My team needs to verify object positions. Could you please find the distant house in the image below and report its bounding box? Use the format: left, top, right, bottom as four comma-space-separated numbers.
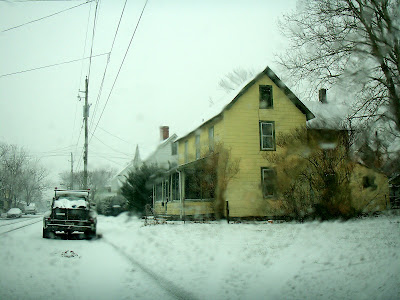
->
145, 126, 178, 170
110, 145, 142, 195
110, 126, 178, 197
152, 66, 389, 220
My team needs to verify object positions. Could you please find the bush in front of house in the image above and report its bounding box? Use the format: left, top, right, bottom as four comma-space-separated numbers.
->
120, 164, 163, 217
264, 127, 360, 221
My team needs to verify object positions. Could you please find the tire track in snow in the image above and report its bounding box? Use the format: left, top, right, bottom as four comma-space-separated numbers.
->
0, 219, 42, 235
0, 216, 41, 227
103, 237, 199, 300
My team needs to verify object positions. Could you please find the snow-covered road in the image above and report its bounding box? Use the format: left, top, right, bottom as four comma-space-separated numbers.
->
1, 213, 399, 300
0, 218, 176, 300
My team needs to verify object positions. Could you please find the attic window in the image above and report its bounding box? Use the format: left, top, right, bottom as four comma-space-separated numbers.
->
259, 85, 273, 109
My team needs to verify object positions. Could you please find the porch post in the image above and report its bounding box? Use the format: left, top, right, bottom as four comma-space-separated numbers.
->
179, 170, 186, 221
152, 185, 155, 215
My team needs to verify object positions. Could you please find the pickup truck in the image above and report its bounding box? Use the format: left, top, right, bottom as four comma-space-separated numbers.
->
43, 189, 97, 239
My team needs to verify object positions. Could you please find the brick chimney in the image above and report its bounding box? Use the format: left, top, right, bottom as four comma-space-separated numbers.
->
319, 89, 327, 103
160, 126, 169, 141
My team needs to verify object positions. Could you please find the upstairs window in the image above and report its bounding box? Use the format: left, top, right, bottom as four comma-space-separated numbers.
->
259, 85, 273, 108
208, 126, 214, 152
261, 167, 276, 198
260, 121, 275, 151
171, 142, 177, 155
195, 134, 201, 159
184, 141, 188, 163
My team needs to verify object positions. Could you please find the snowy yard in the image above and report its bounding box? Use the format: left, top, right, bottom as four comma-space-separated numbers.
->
1, 213, 399, 300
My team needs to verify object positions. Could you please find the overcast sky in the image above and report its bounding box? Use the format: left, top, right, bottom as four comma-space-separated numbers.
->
0, 0, 298, 184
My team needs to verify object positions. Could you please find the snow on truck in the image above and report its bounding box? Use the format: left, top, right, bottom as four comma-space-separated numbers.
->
43, 188, 97, 239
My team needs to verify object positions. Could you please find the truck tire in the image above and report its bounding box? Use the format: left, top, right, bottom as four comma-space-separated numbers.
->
85, 230, 96, 240
42, 228, 50, 238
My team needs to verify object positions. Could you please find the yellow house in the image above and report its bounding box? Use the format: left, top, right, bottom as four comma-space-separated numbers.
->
152, 67, 390, 220
153, 66, 315, 219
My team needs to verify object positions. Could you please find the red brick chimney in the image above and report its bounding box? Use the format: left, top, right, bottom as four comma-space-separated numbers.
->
160, 126, 169, 141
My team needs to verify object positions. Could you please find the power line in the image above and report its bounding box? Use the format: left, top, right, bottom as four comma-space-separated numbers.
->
109, 0, 128, 53
89, 0, 128, 132
89, 154, 126, 166
1, 1, 87, 2
86, 0, 99, 80
70, 0, 94, 147
91, 134, 131, 157
72, 122, 84, 172
1, 0, 94, 33
33, 144, 76, 154
98, 126, 132, 144
0, 52, 109, 78
90, 0, 149, 142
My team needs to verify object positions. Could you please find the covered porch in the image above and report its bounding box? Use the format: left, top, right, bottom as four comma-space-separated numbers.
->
152, 157, 217, 220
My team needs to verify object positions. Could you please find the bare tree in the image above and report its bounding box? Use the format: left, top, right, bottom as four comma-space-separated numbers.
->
203, 143, 240, 220
278, 0, 400, 133
20, 160, 48, 206
59, 167, 115, 201
0, 143, 48, 209
218, 67, 256, 93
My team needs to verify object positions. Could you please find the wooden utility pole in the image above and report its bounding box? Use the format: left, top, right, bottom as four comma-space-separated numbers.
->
70, 152, 74, 189
83, 76, 89, 189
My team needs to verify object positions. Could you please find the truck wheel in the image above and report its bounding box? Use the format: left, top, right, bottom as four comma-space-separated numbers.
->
85, 230, 96, 240
42, 228, 50, 238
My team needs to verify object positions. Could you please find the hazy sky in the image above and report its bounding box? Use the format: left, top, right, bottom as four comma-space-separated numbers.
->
0, 0, 298, 184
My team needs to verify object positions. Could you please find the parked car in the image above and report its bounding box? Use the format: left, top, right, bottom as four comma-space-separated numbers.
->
7, 208, 22, 218
24, 204, 37, 215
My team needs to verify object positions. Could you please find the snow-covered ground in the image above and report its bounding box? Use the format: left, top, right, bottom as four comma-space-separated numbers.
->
1, 213, 399, 300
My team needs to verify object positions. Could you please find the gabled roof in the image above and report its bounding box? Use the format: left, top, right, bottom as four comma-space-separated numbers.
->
132, 145, 141, 166
145, 133, 178, 162
111, 145, 142, 184
177, 66, 315, 142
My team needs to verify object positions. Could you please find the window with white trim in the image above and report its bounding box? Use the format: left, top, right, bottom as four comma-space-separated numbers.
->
260, 121, 275, 150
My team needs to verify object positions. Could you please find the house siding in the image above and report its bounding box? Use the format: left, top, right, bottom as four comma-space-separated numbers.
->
178, 120, 223, 166
146, 142, 178, 169
350, 164, 389, 212
221, 75, 306, 217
